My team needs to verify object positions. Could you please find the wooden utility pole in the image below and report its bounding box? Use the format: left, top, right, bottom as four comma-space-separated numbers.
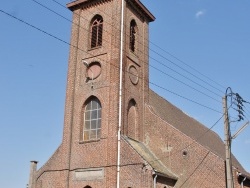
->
223, 96, 234, 188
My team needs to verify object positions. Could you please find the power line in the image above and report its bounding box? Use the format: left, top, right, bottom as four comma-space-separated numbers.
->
150, 47, 225, 95
179, 151, 210, 188
29, 0, 223, 104
143, 112, 224, 171
149, 41, 226, 92
0, 8, 222, 115
1, 9, 234, 183
132, 98, 232, 169
2, 1, 250, 187
49, 0, 225, 97
150, 82, 222, 113
150, 56, 222, 99
0, 9, 73, 47
54, 0, 226, 95
150, 64, 221, 103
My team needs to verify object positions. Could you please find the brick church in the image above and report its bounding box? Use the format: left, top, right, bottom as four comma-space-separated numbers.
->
28, 0, 250, 187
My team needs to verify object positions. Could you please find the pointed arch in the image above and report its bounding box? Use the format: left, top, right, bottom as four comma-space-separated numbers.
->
82, 96, 102, 141
90, 15, 103, 48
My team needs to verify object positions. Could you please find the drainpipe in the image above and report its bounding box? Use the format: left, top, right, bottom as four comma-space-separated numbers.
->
117, 0, 125, 188
153, 171, 158, 188
241, 177, 246, 188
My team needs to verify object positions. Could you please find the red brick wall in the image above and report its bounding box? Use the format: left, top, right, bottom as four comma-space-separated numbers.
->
120, 138, 153, 188
33, 0, 153, 187
32, 0, 245, 187
144, 105, 226, 187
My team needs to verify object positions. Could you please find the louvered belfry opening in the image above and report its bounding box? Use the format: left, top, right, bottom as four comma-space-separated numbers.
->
130, 20, 137, 52
91, 15, 103, 48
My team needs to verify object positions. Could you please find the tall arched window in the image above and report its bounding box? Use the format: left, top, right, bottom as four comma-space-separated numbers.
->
130, 20, 137, 52
127, 99, 138, 140
83, 97, 102, 141
90, 15, 103, 48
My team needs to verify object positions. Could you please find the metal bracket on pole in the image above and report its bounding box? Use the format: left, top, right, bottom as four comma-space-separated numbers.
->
231, 121, 249, 139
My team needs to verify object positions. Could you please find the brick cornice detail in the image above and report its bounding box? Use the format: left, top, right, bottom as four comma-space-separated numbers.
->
67, 0, 112, 11
126, 0, 155, 22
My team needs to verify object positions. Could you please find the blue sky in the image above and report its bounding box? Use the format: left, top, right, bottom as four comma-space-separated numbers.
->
1, 0, 250, 187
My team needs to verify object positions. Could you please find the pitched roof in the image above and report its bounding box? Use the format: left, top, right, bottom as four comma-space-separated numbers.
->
148, 89, 249, 175
124, 136, 178, 180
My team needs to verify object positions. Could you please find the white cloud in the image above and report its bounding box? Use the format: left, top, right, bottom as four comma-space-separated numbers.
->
195, 10, 206, 19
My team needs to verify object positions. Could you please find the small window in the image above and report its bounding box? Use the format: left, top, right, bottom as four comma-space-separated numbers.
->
130, 20, 137, 52
83, 97, 102, 141
90, 15, 103, 48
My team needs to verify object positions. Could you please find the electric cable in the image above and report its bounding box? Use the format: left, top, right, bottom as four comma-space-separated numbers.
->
179, 151, 210, 188
150, 47, 225, 95
243, 103, 250, 117
2, 3, 249, 185
149, 82, 222, 114
1, 5, 236, 158
149, 64, 221, 103
43, 0, 248, 120
30, 0, 223, 104
2, 9, 243, 183
0, 8, 222, 115
149, 41, 226, 92
55, 0, 226, 95
150, 55, 222, 98
141, 99, 234, 170
49, 0, 225, 97
145, 109, 225, 164
179, 151, 224, 187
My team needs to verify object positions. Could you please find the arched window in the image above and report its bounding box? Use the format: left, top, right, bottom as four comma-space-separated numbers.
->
127, 99, 138, 140
90, 15, 103, 48
83, 97, 102, 141
130, 20, 137, 52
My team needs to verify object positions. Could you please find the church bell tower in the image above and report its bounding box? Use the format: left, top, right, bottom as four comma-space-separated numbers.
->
64, 0, 155, 144
64, 0, 154, 186
29, 0, 155, 187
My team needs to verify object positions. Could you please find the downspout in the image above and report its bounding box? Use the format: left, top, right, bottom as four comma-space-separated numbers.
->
237, 172, 247, 188
117, 0, 125, 188
241, 177, 246, 188
153, 171, 158, 188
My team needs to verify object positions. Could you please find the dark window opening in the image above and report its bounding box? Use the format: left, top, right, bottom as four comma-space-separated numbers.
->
84, 186, 92, 188
130, 20, 137, 52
